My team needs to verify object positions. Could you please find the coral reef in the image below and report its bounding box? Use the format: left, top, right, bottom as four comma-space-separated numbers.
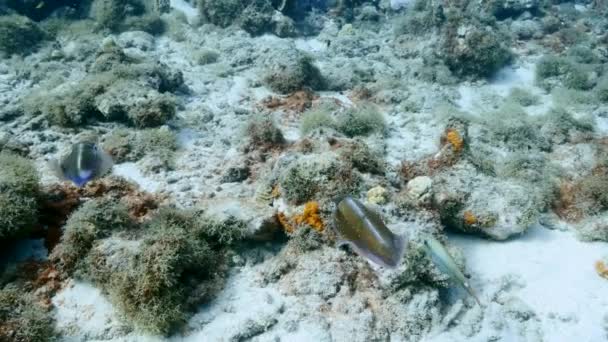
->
367, 185, 389, 205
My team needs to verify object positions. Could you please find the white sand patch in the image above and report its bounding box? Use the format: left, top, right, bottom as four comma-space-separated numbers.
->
385, 111, 443, 165
489, 63, 536, 97
294, 38, 329, 54
457, 62, 553, 116
450, 226, 608, 341
113, 162, 163, 193
170, 0, 198, 23
390, 0, 413, 10
176, 128, 203, 149
595, 115, 608, 135
53, 281, 129, 341
179, 269, 284, 341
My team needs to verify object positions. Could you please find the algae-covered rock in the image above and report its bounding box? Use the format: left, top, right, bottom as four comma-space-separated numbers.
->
335, 104, 386, 138
102, 126, 178, 164
484, 0, 541, 19
198, 0, 244, 28
90, 0, 164, 34
198, 0, 296, 36
434, 162, 548, 240
95, 83, 177, 128
52, 202, 247, 335
575, 213, 608, 242
0, 14, 47, 56
0, 152, 40, 241
278, 152, 361, 205
50, 198, 134, 274
24, 41, 183, 128
264, 55, 325, 94
245, 114, 286, 151
440, 21, 511, 78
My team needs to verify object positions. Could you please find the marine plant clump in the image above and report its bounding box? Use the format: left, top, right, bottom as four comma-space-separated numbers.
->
508, 87, 540, 107
393, 0, 443, 36
0, 284, 57, 342
535, 52, 602, 92
278, 153, 361, 205
52, 201, 247, 335
0, 14, 48, 56
264, 55, 325, 94
0, 152, 40, 242
335, 104, 386, 137
299, 103, 339, 135
338, 139, 385, 175
90, 0, 165, 35
595, 77, 608, 103
245, 114, 286, 152
50, 198, 134, 274
472, 105, 592, 155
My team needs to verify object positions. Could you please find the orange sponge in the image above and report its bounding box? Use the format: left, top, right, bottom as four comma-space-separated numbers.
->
445, 128, 464, 153
294, 201, 324, 232
595, 260, 608, 280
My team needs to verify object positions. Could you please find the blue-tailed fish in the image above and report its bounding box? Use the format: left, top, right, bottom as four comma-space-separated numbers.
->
49, 142, 114, 187
332, 196, 407, 268
422, 235, 481, 305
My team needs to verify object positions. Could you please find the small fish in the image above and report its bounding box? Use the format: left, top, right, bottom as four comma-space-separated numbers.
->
49, 142, 113, 187
36, 2, 45, 9
422, 235, 481, 306
332, 196, 407, 268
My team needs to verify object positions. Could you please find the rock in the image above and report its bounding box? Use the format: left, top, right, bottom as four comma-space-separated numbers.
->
202, 198, 281, 241
367, 186, 389, 205
116, 31, 155, 58
433, 162, 546, 240
511, 20, 540, 40
440, 22, 512, 78
406, 176, 433, 205
271, 12, 297, 38
487, 0, 540, 19
574, 213, 608, 242
221, 165, 251, 183
389, 0, 413, 10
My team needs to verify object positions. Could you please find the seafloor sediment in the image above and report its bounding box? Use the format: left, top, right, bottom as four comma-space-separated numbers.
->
1, 0, 608, 341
